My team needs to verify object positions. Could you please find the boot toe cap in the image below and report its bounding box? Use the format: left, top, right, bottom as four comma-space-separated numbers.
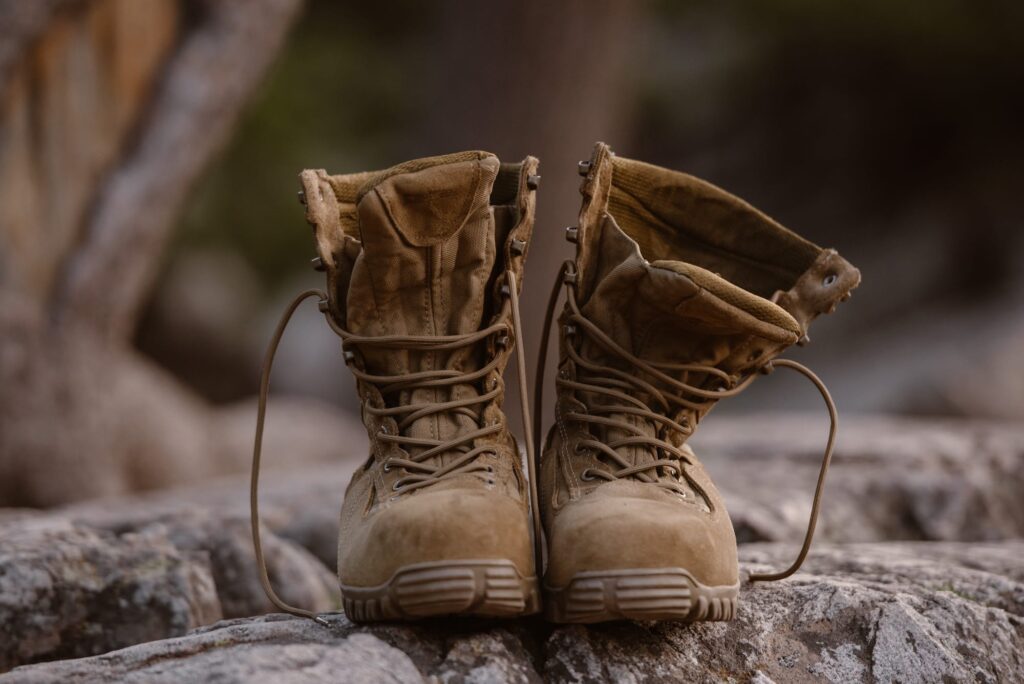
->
545, 486, 738, 589
339, 489, 534, 587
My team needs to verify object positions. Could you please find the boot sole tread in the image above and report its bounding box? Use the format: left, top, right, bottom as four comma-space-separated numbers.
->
341, 559, 540, 622
545, 568, 738, 623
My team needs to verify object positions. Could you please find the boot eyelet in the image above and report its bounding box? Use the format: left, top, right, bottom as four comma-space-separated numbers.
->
382, 461, 392, 472
486, 465, 495, 473
580, 468, 596, 481
392, 481, 403, 491
488, 451, 499, 459
822, 273, 838, 287
486, 478, 495, 486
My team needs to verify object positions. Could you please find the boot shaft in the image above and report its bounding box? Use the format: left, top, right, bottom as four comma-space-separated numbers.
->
534, 145, 860, 620
293, 153, 543, 618
300, 152, 538, 489
565, 143, 860, 428
541, 143, 860, 507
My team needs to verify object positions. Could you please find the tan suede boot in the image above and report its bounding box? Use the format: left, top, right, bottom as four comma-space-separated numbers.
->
534, 143, 861, 623
251, 152, 543, 622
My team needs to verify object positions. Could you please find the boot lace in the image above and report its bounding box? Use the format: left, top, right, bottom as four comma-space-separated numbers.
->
250, 270, 540, 624
534, 260, 838, 584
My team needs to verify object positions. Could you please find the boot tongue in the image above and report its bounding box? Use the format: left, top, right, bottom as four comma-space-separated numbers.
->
346, 155, 501, 462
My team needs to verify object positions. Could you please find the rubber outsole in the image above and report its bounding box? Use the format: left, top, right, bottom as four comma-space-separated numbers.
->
340, 559, 540, 622
545, 568, 739, 623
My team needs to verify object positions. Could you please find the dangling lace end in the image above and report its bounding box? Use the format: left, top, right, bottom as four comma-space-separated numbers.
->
533, 260, 574, 463
747, 358, 837, 583
251, 289, 339, 623
505, 269, 545, 579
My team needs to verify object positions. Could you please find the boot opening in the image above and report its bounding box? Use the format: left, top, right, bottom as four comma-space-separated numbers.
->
607, 156, 821, 299
491, 163, 523, 206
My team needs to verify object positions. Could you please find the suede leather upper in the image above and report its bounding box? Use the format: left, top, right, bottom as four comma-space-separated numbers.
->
300, 152, 539, 586
541, 143, 861, 589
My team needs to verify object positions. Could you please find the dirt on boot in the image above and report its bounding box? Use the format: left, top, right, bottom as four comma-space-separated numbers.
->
536, 142, 861, 623
253, 151, 543, 622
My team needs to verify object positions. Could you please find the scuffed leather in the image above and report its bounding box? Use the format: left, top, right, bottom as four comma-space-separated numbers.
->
542, 142, 860, 589
301, 152, 540, 585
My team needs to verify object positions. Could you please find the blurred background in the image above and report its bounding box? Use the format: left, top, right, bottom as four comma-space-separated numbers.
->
2, 0, 1023, 506
151, 0, 1024, 418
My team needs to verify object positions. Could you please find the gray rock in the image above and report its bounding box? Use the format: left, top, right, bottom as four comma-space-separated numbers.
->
58, 413, 1024, 578
544, 541, 1024, 683
61, 463, 355, 572
0, 517, 221, 672
693, 413, 1024, 544
4, 414, 1023, 677
5, 541, 1022, 683
0, 511, 337, 671
157, 509, 339, 620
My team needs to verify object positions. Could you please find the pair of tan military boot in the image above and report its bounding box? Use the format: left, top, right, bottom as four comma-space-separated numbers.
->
250, 143, 860, 625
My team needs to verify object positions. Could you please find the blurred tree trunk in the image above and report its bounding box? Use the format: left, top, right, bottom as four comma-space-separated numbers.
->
0, 0, 350, 506
418, 0, 640, 439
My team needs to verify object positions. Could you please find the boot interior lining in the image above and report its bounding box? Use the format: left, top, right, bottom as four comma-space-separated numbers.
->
608, 157, 821, 299
491, 163, 523, 206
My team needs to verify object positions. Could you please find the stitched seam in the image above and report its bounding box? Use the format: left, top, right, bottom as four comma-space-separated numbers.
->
361, 191, 391, 337
425, 246, 437, 445
367, 387, 388, 517
555, 370, 579, 502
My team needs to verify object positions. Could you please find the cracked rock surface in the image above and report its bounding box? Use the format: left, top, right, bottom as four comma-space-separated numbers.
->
2, 415, 1023, 680
56, 414, 1024, 571
693, 413, 1024, 545
4, 542, 1022, 683
0, 511, 337, 671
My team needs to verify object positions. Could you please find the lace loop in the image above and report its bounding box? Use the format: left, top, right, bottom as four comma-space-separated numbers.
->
534, 259, 839, 582
747, 359, 837, 582
250, 289, 331, 626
